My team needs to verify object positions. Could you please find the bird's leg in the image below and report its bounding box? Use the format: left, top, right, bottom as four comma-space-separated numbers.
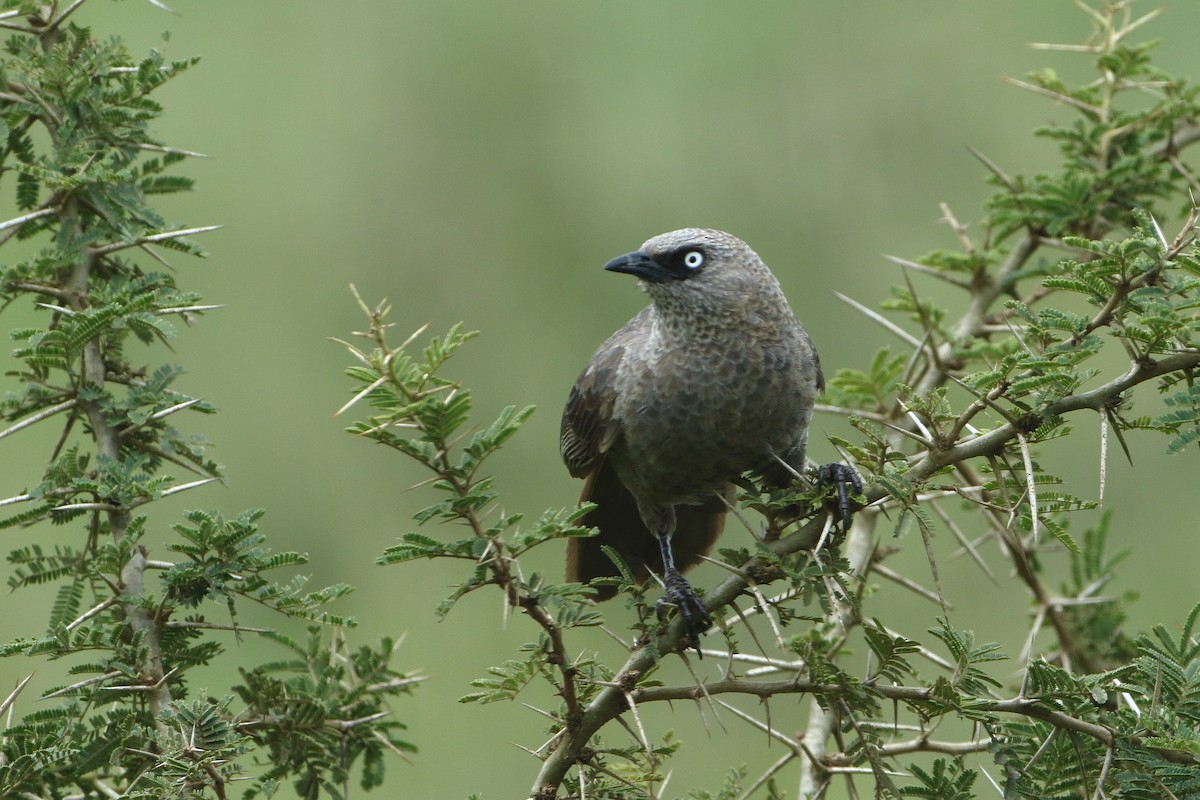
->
816, 462, 863, 535
654, 532, 712, 656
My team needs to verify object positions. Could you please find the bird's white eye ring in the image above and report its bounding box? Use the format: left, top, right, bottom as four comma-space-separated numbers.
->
683, 251, 705, 270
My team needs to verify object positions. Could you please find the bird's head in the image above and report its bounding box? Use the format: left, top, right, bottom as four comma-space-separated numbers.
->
604, 228, 785, 324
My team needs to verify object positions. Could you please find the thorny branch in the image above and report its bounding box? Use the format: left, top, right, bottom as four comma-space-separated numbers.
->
341, 293, 587, 728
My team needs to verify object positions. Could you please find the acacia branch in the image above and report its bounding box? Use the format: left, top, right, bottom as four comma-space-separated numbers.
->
356, 310, 586, 732
0, 205, 57, 233
529, 511, 832, 797
41, 131, 175, 740
626, 676, 1108, 739
907, 351, 1200, 485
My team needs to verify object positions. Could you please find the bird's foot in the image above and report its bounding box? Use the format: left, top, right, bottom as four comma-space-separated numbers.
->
816, 462, 864, 534
656, 570, 712, 656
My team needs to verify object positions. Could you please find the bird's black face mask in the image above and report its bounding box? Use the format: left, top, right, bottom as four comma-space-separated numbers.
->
604, 247, 707, 283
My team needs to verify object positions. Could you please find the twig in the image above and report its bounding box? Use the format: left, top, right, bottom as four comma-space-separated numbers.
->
90, 225, 221, 256
0, 206, 57, 233
0, 399, 78, 442
871, 563, 948, 608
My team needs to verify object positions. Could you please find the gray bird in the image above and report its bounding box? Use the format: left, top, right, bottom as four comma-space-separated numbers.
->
561, 228, 826, 650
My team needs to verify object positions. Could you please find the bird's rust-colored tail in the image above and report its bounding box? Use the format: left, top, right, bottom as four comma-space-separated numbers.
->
566, 459, 729, 600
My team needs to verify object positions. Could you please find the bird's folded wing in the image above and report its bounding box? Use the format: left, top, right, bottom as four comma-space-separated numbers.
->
559, 308, 653, 477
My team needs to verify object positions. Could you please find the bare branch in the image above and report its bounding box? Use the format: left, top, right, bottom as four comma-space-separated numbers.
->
0, 206, 56, 233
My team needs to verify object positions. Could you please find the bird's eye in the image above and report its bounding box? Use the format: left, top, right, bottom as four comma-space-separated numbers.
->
682, 250, 705, 270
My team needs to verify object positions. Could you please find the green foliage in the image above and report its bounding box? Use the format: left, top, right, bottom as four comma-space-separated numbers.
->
862, 619, 919, 684
1059, 511, 1138, 669
0, 6, 416, 798
235, 629, 419, 799
127, 696, 251, 799
461, 655, 545, 704
339, 297, 591, 621
1154, 382, 1200, 453
165, 509, 357, 625
900, 759, 976, 800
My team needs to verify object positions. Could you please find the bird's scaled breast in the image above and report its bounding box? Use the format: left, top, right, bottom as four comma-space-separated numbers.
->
612, 334, 812, 501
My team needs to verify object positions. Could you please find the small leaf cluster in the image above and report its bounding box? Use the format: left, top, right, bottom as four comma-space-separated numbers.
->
901, 759, 977, 800
127, 696, 251, 799
990, 39, 1198, 240
165, 509, 355, 626
235, 629, 420, 799
0, 20, 200, 251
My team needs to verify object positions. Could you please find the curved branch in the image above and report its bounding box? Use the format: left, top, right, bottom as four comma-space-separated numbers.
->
529, 512, 831, 797
907, 351, 1200, 486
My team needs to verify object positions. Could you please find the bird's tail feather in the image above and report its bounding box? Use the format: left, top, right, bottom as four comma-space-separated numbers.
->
566, 459, 729, 601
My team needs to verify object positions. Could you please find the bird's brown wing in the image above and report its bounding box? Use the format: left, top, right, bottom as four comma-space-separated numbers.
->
559, 308, 652, 478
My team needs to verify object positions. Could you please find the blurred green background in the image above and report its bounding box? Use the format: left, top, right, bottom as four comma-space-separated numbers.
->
3, 2, 1199, 797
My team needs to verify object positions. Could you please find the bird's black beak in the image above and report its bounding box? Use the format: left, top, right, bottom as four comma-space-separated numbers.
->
604, 250, 668, 283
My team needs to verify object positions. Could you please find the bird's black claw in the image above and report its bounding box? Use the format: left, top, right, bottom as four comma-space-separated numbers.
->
816, 462, 863, 534
656, 570, 712, 656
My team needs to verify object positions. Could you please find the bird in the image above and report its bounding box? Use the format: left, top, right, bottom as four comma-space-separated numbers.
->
560, 228, 831, 652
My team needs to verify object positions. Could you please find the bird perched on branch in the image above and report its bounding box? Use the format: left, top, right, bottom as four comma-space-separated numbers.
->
561, 228, 851, 652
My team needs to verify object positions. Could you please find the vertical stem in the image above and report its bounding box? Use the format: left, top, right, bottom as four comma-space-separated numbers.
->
40, 15, 174, 733
121, 549, 171, 722
70, 243, 173, 729
797, 511, 877, 796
